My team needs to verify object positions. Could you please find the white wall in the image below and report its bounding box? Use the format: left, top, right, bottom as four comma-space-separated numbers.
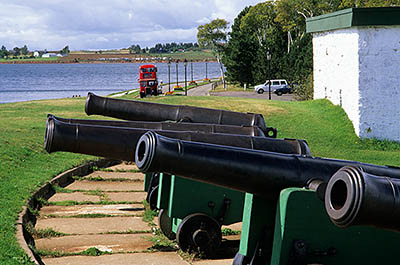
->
357, 27, 400, 141
313, 29, 361, 135
313, 26, 400, 142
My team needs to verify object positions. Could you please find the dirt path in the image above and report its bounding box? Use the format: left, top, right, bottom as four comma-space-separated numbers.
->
34, 162, 240, 265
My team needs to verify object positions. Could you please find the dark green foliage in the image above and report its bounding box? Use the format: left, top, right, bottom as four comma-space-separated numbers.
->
130, 42, 200, 54
60, 45, 70, 55
223, 7, 258, 85
0, 45, 9, 58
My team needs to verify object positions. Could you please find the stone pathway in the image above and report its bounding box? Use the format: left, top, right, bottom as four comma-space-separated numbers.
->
35, 162, 240, 265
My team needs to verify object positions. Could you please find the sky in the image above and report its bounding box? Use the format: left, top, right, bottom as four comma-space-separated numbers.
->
0, 0, 263, 51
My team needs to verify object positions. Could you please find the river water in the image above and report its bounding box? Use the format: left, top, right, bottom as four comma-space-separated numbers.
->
0, 62, 222, 103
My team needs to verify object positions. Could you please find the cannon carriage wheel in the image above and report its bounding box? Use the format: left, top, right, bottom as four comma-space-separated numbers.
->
158, 209, 176, 240
147, 185, 158, 211
176, 213, 222, 257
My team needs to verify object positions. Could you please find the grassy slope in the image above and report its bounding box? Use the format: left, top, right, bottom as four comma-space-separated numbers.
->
0, 95, 399, 263
158, 50, 214, 61
0, 57, 59, 63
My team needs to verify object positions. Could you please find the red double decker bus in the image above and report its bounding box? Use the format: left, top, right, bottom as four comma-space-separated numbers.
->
139, 64, 159, 98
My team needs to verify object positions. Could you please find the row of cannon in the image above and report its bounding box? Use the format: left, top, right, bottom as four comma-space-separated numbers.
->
44, 92, 400, 265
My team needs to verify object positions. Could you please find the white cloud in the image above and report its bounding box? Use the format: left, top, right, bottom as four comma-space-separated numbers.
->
0, 0, 265, 50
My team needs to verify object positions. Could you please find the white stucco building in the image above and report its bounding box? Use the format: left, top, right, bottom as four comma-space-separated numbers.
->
307, 8, 400, 142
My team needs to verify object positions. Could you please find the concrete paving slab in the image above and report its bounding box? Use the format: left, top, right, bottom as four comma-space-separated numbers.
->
36, 233, 153, 253
84, 171, 144, 181
48, 192, 100, 203
40, 204, 144, 217
65, 180, 144, 191
104, 192, 146, 202
42, 252, 189, 265
35, 217, 151, 234
107, 163, 139, 171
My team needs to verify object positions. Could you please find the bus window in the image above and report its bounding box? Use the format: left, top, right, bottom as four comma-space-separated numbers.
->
148, 81, 155, 86
140, 81, 146, 87
141, 68, 147, 73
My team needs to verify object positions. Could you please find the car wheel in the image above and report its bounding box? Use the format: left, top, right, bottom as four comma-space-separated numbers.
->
257, 89, 264, 94
277, 91, 282, 96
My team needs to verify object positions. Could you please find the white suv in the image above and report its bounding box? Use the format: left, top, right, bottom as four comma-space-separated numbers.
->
254, 79, 288, 94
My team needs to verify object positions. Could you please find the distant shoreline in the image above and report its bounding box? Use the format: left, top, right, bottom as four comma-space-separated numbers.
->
0, 59, 217, 64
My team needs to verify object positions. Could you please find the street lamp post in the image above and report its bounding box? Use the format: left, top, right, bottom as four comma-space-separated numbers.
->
205, 60, 208, 80
167, 58, 171, 92
191, 60, 193, 82
184, 59, 188, 96
176, 59, 179, 88
267, 49, 272, 100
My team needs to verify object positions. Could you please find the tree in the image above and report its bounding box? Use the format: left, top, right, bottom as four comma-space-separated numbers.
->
197, 19, 229, 89
223, 6, 258, 86
13, 47, 21, 56
340, 0, 400, 8
61, 45, 70, 55
0, 45, 8, 58
240, 2, 287, 83
21, 45, 29, 56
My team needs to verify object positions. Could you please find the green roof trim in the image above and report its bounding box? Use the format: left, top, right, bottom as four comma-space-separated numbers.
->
306, 7, 400, 33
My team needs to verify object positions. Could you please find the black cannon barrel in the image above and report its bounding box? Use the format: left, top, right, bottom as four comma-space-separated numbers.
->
45, 115, 311, 161
135, 132, 400, 199
324, 166, 400, 231
85, 93, 276, 137
52, 115, 266, 137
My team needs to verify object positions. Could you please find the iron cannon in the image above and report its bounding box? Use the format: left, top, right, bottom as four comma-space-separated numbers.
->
135, 131, 400, 199
52, 115, 266, 137
324, 165, 400, 232
84, 92, 277, 137
45, 115, 311, 160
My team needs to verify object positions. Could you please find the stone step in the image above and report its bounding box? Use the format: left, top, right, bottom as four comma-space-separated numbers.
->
47, 191, 146, 203
83, 171, 144, 181
193, 259, 236, 265
42, 252, 189, 265
36, 233, 154, 253
222, 222, 242, 232
40, 204, 144, 217
107, 163, 139, 172
48, 192, 101, 203
65, 180, 144, 192
104, 191, 146, 202
35, 217, 151, 235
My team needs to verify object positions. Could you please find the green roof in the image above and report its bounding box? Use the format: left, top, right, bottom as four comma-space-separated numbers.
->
306, 7, 400, 33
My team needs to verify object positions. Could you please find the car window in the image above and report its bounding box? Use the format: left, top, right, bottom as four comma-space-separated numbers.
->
280, 81, 286, 85
272, 81, 280, 85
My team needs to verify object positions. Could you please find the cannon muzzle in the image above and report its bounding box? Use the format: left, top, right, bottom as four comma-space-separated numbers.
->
85, 93, 276, 137
45, 115, 310, 161
52, 116, 266, 137
135, 132, 400, 199
324, 166, 400, 231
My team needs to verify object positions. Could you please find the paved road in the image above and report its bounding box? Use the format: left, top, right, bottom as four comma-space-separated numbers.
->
188, 83, 213, 96
210, 91, 294, 101
160, 82, 295, 101
160, 82, 213, 97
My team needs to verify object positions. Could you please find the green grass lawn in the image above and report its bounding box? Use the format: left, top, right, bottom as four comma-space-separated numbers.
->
0, 57, 59, 63
158, 50, 215, 61
0, 95, 399, 263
